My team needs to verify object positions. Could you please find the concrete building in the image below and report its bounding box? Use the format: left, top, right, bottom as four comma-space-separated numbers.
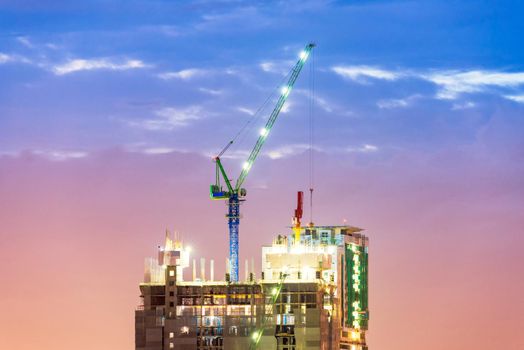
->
135, 226, 369, 350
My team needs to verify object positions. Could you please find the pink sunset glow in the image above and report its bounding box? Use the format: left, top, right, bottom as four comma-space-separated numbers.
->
1, 136, 523, 349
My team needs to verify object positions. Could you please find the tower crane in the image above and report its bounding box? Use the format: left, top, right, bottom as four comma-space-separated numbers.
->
210, 43, 315, 282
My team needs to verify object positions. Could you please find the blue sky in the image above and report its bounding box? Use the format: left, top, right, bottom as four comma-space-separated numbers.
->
2, 3, 524, 349
2, 0, 524, 165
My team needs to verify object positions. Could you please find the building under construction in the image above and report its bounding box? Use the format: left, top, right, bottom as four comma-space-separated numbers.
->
135, 222, 369, 350
135, 43, 369, 349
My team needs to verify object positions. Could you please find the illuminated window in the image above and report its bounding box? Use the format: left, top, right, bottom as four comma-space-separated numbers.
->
229, 326, 238, 335
181, 326, 190, 334
169, 342, 174, 349
169, 270, 175, 277
169, 332, 174, 338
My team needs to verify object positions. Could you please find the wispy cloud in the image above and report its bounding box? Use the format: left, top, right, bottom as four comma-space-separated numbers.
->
333, 65, 524, 100
207, 148, 250, 160
141, 147, 177, 155
259, 62, 273, 72
294, 89, 334, 113
1, 149, 89, 161
236, 106, 255, 116
281, 101, 292, 114
504, 94, 524, 103
158, 68, 208, 80
16, 36, 33, 48
123, 143, 187, 155
265, 144, 310, 159
0, 53, 11, 64
52, 58, 146, 75
377, 98, 408, 109
139, 24, 180, 37
199, 87, 223, 95
259, 60, 294, 75
196, 6, 271, 32
377, 95, 421, 109
331, 65, 401, 83
32, 149, 89, 161
265, 143, 378, 160
0, 52, 31, 65
45, 43, 60, 50
452, 101, 476, 110
422, 70, 524, 99
311, 95, 333, 113
347, 144, 379, 153
130, 106, 203, 131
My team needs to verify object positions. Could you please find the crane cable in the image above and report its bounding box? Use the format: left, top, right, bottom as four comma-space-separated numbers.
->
308, 48, 315, 226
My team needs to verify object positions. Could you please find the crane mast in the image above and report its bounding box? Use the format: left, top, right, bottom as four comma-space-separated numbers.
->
210, 43, 315, 282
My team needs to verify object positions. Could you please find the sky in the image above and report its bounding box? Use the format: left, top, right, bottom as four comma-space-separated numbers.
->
1, 1, 523, 349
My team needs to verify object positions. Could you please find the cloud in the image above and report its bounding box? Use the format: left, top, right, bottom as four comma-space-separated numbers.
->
294, 89, 333, 113
347, 144, 379, 153
141, 147, 177, 155
16, 36, 33, 48
259, 62, 273, 72
422, 70, 524, 99
377, 95, 421, 109
504, 94, 524, 103
377, 98, 409, 109
0, 149, 89, 161
332, 65, 524, 100
452, 101, 476, 110
265, 144, 310, 159
264, 143, 379, 160
32, 150, 88, 161
224, 68, 239, 75
45, 43, 60, 50
0, 53, 11, 63
236, 106, 255, 116
196, 6, 271, 32
331, 65, 401, 83
200, 147, 250, 161
311, 95, 333, 113
123, 143, 188, 155
199, 87, 223, 95
158, 68, 207, 80
52, 58, 146, 75
281, 101, 292, 114
259, 60, 294, 75
139, 24, 180, 37
159, 67, 237, 81
130, 106, 202, 131
0, 52, 31, 65
207, 148, 250, 160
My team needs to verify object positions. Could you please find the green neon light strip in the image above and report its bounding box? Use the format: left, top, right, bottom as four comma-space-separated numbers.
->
346, 243, 369, 329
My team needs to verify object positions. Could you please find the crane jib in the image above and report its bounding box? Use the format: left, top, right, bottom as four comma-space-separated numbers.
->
234, 43, 315, 190
210, 42, 314, 198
